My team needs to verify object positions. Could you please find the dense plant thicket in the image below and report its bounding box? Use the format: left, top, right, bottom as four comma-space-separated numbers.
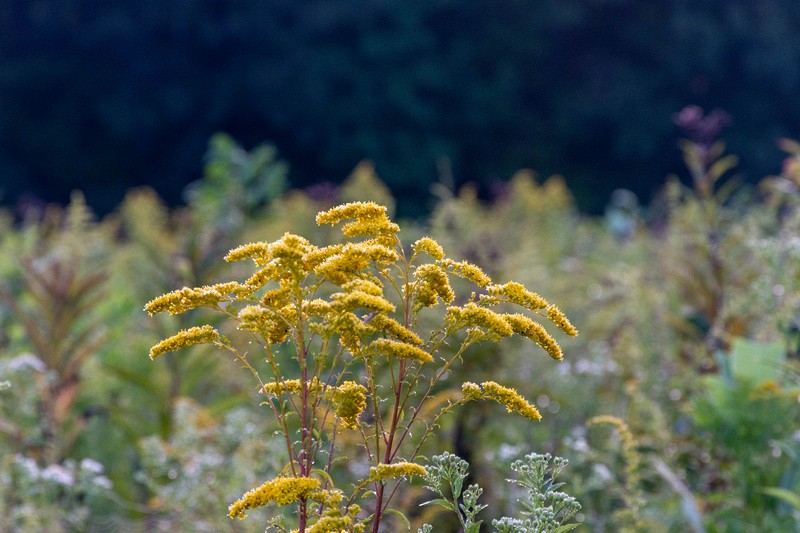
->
1, 130, 800, 531
2, 0, 800, 214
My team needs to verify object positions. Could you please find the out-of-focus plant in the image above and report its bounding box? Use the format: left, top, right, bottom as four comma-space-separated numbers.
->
690, 338, 800, 532
418, 451, 581, 533
145, 202, 578, 532
0, 194, 121, 531
663, 105, 759, 371
184, 133, 288, 232
135, 398, 285, 532
0, 194, 110, 464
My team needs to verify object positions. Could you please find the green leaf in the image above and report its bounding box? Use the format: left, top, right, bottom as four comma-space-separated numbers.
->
420, 498, 457, 512
465, 521, 483, 533
554, 524, 582, 532
730, 337, 785, 384
383, 508, 411, 530
761, 487, 800, 510
311, 468, 335, 488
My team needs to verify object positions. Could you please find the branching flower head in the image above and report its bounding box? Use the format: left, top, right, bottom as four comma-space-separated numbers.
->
228, 476, 320, 520
462, 381, 542, 421
149, 325, 220, 359
368, 461, 427, 482
316, 201, 400, 237
329, 381, 368, 430
447, 302, 513, 338
369, 338, 433, 363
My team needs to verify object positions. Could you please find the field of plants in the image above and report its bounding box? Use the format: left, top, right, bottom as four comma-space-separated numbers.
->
2, 130, 800, 532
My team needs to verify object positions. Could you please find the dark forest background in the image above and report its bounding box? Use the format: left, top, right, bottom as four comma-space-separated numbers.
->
1, 0, 799, 215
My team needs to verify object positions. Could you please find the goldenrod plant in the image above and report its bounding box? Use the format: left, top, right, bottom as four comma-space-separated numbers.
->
145, 202, 577, 532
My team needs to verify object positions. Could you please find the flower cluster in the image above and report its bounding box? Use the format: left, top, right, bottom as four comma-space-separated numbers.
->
228, 476, 320, 520
461, 381, 542, 421
149, 325, 220, 359
144, 202, 578, 531
368, 461, 427, 482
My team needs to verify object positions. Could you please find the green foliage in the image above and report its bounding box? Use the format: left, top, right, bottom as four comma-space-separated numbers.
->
2, 129, 800, 531
420, 451, 581, 533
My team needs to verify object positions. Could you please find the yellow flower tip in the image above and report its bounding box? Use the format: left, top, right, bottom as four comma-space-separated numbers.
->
330, 381, 368, 429
546, 304, 578, 336
448, 303, 513, 338
370, 338, 433, 363
315, 202, 389, 226
149, 325, 220, 359
228, 476, 320, 520
414, 263, 455, 306
332, 290, 396, 314
224, 241, 271, 263
480, 381, 542, 421
307, 516, 353, 533
487, 281, 548, 310
441, 259, 492, 287
503, 313, 564, 360
461, 382, 483, 401
412, 237, 445, 260
368, 462, 427, 483
370, 314, 423, 345
144, 286, 226, 316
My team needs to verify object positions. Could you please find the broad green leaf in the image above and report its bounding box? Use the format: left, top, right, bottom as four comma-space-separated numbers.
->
383, 508, 411, 530
761, 487, 800, 510
420, 498, 457, 512
730, 337, 785, 384
555, 524, 582, 532
465, 521, 483, 533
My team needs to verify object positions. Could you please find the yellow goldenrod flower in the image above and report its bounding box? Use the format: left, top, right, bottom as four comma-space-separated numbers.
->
588, 415, 641, 498
546, 304, 578, 336
144, 286, 226, 316
368, 461, 427, 482
447, 303, 513, 338
503, 313, 564, 361
270, 232, 312, 260
209, 281, 254, 299
316, 202, 384, 225
307, 516, 353, 533
245, 262, 280, 289
228, 476, 320, 520
315, 201, 388, 227
369, 338, 433, 363
461, 381, 483, 401
487, 281, 549, 311
237, 305, 292, 343
261, 286, 292, 308
340, 218, 400, 237
370, 314, 423, 345
332, 290, 396, 314
263, 378, 324, 396
329, 380, 368, 430
342, 278, 384, 296
413, 263, 455, 306
480, 381, 542, 421
149, 325, 220, 359
441, 259, 492, 287
315, 243, 398, 285
308, 489, 345, 507
305, 298, 333, 317
303, 244, 344, 270
225, 241, 271, 264
412, 237, 445, 260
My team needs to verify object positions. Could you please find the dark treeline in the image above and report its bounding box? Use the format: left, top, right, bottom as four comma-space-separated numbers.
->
1, 0, 799, 215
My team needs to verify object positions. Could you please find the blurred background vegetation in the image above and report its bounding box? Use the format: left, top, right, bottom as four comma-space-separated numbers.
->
2, 0, 800, 215
1, 130, 800, 531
